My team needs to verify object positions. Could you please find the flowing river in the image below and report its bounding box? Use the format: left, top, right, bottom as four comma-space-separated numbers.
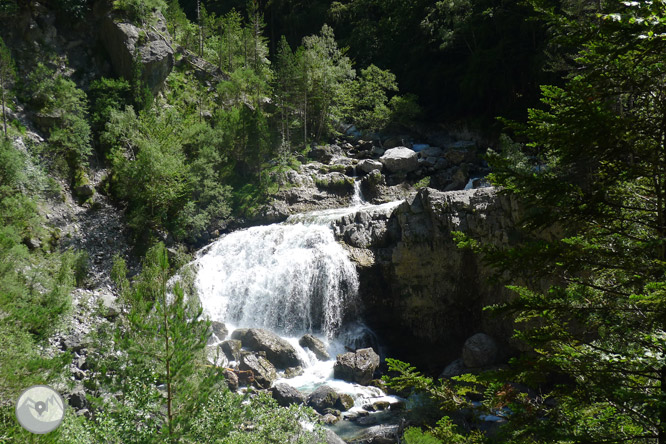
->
191, 183, 405, 440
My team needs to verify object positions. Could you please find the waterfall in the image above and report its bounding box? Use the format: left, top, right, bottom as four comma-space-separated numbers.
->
194, 220, 360, 338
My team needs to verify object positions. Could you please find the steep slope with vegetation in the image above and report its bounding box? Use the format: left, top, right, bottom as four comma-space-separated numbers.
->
2, 0, 665, 443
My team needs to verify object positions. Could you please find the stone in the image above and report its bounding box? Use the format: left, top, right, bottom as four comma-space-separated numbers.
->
439, 358, 466, 379
224, 369, 239, 391
337, 393, 355, 411
333, 347, 380, 385
379, 147, 419, 173
239, 328, 302, 369
306, 385, 341, 413
24, 237, 41, 250
358, 159, 383, 174
310, 144, 343, 164
210, 321, 228, 341
230, 328, 249, 342
325, 429, 347, 444
99, 12, 174, 94
239, 352, 277, 388
99, 292, 120, 319
315, 172, 355, 195
383, 135, 411, 149
321, 413, 339, 424
462, 333, 498, 368
220, 339, 242, 362
271, 383, 305, 407
66, 386, 87, 410
419, 146, 443, 158
284, 366, 304, 378
75, 183, 95, 199
299, 334, 330, 361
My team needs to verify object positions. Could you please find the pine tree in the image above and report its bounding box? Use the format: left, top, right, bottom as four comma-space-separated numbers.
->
471, 1, 666, 442
111, 244, 222, 443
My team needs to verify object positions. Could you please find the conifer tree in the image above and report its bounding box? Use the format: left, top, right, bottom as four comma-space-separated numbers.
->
111, 244, 222, 443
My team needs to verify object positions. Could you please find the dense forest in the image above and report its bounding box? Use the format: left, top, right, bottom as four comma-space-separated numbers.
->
1, 0, 666, 442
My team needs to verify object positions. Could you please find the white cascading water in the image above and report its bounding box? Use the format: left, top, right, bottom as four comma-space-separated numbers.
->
194, 223, 359, 338
192, 182, 404, 438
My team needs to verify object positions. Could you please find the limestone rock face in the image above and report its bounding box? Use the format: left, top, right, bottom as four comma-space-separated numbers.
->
379, 147, 418, 173
332, 187, 524, 370
333, 347, 380, 385
100, 12, 174, 94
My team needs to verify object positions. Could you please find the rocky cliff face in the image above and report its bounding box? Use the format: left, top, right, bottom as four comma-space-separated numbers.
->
335, 187, 523, 373
99, 11, 174, 94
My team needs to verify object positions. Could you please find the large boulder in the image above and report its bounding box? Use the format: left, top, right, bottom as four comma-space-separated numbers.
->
306, 385, 348, 413
239, 352, 277, 388
299, 334, 330, 361
379, 147, 418, 173
333, 348, 380, 385
462, 333, 498, 368
100, 12, 174, 94
239, 328, 301, 369
271, 383, 305, 407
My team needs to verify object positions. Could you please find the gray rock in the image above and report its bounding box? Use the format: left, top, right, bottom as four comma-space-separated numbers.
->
439, 358, 466, 378
240, 328, 301, 369
349, 424, 401, 443
224, 369, 239, 391
220, 339, 242, 362
338, 393, 355, 411
310, 144, 343, 164
75, 183, 95, 199
66, 386, 87, 410
358, 159, 383, 174
239, 352, 277, 388
379, 147, 418, 173
210, 321, 228, 341
462, 333, 498, 368
100, 12, 174, 94
99, 292, 120, 319
230, 328, 249, 342
333, 347, 380, 385
306, 385, 341, 413
325, 429, 347, 444
419, 146, 443, 158
321, 413, 340, 424
271, 383, 305, 407
284, 366, 304, 378
299, 334, 330, 361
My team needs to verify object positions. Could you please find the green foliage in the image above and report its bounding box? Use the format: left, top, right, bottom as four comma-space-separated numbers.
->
403, 427, 443, 444
104, 106, 231, 244
88, 77, 132, 148
113, 0, 167, 24
0, 36, 16, 139
24, 64, 92, 174
338, 64, 397, 133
